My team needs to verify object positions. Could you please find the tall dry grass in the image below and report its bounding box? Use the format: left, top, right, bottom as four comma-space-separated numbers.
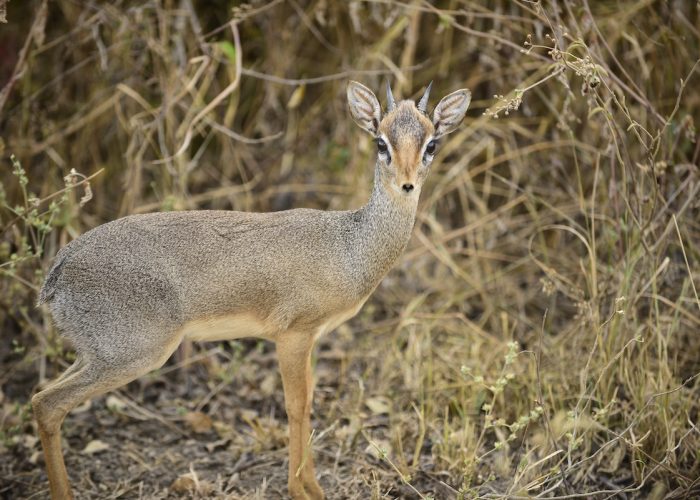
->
1, 1, 699, 498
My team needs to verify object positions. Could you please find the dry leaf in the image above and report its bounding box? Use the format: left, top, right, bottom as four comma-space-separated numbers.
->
29, 450, 42, 465
185, 411, 213, 434
105, 395, 127, 412
79, 182, 93, 207
365, 396, 391, 415
21, 434, 38, 450
82, 439, 109, 454
170, 474, 196, 494
238, 408, 258, 421
205, 438, 231, 453
287, 85, 306, 109
213, 420, 235, 439
260, 373, 277, 396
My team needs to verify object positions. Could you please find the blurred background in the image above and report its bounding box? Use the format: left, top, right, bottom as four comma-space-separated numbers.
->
1, 1, 698, 498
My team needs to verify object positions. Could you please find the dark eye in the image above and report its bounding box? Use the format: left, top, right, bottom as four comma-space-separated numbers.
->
377, 138, 388, 154
425, 140, 436, 155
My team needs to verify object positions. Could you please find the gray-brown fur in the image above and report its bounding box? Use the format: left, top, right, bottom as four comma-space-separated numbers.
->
33, 80, 470, 500
384, 101, 430, 147
40, 184, 415, 356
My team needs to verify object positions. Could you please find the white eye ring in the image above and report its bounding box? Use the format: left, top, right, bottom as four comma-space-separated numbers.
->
423, 139, 437, 162
376, 137, 392, 163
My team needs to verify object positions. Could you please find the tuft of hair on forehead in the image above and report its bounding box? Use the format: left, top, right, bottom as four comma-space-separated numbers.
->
379, 101, 434, 147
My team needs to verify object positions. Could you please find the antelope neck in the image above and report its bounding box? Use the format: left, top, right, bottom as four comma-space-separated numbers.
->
347, 164, 418, 290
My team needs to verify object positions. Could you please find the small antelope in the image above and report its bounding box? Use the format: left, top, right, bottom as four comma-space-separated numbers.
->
33, 80, 470, 499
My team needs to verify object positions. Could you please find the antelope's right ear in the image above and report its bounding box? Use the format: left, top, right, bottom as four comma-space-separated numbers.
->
347, 81, 381, 136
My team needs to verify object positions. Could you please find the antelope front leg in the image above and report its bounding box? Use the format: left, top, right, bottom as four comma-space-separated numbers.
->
277, 333, 324, 500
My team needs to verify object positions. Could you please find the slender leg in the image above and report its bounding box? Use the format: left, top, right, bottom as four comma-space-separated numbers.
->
31, 356, 86, 499
33, 384, 74, 499
178, 339, 193, 395
277, 332, 324, 500
32, 348, 177, 499
33, 361, 113, 499
299, 367, 323, 498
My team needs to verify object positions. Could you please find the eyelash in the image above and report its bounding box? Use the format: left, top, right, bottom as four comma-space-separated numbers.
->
377, 138, 391, 163
423, 140, 437, 161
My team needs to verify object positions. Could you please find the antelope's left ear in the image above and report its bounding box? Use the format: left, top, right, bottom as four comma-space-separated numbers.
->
433, 89, 471, 138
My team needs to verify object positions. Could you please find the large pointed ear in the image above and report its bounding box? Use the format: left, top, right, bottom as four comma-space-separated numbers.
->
433, 89, 471, 138
347, 81, 382, 136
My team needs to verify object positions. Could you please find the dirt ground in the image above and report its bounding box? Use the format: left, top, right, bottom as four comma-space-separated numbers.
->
2, 324, 454, 500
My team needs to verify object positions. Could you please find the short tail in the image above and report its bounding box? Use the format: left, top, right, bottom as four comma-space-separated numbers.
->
38, 253, 67, 305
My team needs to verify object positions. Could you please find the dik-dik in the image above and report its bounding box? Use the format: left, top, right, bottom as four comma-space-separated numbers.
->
33, 80, 470, 499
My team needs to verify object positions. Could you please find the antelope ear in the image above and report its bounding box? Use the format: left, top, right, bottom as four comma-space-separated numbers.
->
347, 81, 382, 136
433, 89, 471, 138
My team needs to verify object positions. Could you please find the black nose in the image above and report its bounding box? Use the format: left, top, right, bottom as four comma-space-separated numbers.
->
402, 183, 414, 193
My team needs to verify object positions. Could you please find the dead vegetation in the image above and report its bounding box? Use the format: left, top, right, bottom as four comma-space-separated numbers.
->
1, 0, 699, 498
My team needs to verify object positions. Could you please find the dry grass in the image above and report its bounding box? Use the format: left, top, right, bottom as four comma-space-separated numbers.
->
1, 1, 699, 498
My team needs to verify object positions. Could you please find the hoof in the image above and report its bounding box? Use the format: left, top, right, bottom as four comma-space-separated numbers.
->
288, 478, 325, 500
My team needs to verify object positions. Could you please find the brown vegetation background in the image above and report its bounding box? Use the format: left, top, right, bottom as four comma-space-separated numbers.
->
1, 0, 699, 498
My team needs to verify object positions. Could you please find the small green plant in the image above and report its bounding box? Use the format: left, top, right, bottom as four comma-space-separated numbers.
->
0, 402, 32, 447
0, 155, 96, 359
1, 155, 94, 278
457, 341, 545, 494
